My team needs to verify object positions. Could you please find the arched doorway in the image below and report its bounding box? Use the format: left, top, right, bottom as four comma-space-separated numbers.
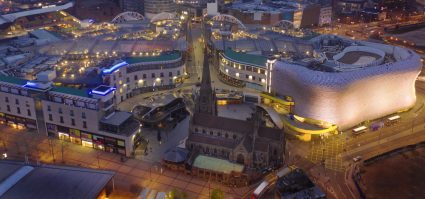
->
236, 154, 245, 164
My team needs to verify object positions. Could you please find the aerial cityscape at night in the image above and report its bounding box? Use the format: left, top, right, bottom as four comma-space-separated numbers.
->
0, 0, 425, 198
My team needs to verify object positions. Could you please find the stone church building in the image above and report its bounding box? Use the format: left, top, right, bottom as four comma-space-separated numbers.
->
186, 48, 285, 169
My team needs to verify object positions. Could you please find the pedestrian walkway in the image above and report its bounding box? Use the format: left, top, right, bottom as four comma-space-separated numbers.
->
0, 125, 249, 198
308, 136, 347, 172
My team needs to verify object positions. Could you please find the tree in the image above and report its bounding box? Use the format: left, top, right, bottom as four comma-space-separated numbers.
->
167, 188, 187, 199
211, 188, 224, 199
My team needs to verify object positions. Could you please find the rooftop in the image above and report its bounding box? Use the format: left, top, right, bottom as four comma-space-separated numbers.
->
193, 155, 244, 174
223, 48, 268, 67
0, 75, 28, 86
51, 86, 91, 98
124, 51, 181, 64
0, 160, 114, 199
192, 113, 253, 135
100, 111, 132, 126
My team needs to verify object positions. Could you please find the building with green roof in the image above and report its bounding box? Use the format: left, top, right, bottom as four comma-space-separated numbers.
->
219, 48, 274, 91
124, 51, 181, 64
50, 86, 91, 98
0, 75, 28, 86
223, 49, 268, 68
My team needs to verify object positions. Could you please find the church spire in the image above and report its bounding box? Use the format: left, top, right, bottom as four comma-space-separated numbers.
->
195, 48, 217, 116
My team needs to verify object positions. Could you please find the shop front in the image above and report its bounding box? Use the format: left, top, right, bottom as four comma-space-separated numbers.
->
69, 129, 82, 144
93, 135, 105, 150
81, 132, 94, 148
46, 123, 129, 156
0, 113, 37, 129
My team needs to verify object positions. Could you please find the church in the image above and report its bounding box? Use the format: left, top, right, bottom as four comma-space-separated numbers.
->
185, 48, 285, 169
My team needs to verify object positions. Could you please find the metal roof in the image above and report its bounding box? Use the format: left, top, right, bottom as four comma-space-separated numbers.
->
51, 86, 91, 98
0, 161, 114, 199
124, 51, 181, 64
223, 48, 268, 67
0, 75, 28, 86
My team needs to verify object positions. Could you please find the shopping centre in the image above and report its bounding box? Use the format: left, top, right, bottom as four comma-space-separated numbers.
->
216, 34, 422, 139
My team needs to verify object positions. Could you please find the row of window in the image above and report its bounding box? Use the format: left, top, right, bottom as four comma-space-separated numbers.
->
194, 127, 238, 140
48, 113, 87, 128
221, 57, 266, 74
0, 85, 28, 97
49, 96, 98, 110
4, 97, 31, 107
47, 105, 86, 119
2, 105, 32, 117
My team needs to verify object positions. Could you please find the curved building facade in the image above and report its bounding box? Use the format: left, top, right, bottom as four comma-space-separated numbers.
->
271, 41, 422, 130
144, 0, 176, 19
102, 51, 186, 103
217, 35, 422, 131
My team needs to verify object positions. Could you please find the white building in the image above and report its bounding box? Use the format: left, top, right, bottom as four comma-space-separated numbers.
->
218, 35, 423, 130
102, 51, 186, 103
0, 75, 141, 157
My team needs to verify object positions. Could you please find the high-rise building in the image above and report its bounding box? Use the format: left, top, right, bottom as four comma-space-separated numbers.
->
144, 0, 176, 18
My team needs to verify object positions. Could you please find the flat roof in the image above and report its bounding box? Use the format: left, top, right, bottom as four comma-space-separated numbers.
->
100, 111, 132, 126
223, 48, 268, 67
51, 86, 91, 98
124, 51, 181, 64
0, 161, 114, 199
0, 75, 28, 86
193, 155, 244, 174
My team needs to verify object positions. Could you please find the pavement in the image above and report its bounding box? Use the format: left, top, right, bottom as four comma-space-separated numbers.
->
0, 125, 255, 199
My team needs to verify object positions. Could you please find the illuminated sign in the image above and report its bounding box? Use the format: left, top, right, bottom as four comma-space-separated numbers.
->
90, 86, 116, 96
102, 61, 128, 75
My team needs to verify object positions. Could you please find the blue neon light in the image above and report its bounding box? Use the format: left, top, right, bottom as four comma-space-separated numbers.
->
23, 82, 38, 88
91, 87, 116, 96
102, 61, 128, 75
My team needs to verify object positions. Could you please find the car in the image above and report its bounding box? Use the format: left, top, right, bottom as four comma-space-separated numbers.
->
353, 156, 362, 162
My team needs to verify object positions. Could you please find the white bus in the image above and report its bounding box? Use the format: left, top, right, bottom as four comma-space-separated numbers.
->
352, 126, 367, 135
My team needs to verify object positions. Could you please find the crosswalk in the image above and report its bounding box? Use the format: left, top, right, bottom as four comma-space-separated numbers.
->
308, 136, 347, 171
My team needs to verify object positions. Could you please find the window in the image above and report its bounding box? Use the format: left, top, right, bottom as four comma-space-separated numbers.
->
17, 107, 20, 114
58, 108, 63, 114
169, 72, 172, 77
233, 135, 237, 139
83, 121, 87, 128
47, 105, 51, 111
151, 73, 155, 78
126, 77, 130, 83
27, 109, 31, 116
160, 73, 164, 77
6, 105, 10, 112
143, 74, 147, 79
70, 110, 74, 117
177, 70, 180, 76
194, 128, 198, 133
225, 133, 228, 138
246, 75, 249, 79
15, 99, 19, 105
202, 129, 206, 134
48, 114, 53, 121
134, 75, 138, 80
82, 112, 86, 119
71, 119, 75, 126
218, 132, 221, 137
60, 116, 64, 123
209, 131, 213, 135
5, 97, 8, 103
